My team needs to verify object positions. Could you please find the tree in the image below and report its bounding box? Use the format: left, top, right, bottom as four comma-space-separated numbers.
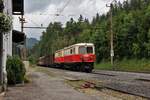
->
31, 0, 150, 62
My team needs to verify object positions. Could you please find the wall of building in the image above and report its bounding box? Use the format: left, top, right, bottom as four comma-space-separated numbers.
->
4, 0, 12, 56
0, 34, 2, 85
0, 0, 12, 88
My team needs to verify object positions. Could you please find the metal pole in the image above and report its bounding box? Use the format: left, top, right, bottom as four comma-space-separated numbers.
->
21, 14, 24, 33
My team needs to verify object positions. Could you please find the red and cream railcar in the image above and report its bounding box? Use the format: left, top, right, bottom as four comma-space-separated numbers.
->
54, 43, 96, 72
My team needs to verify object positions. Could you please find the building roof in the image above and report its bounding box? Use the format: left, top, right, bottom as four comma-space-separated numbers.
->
12, 30, 26, 43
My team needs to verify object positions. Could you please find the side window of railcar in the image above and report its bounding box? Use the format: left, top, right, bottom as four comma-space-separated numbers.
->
64, 50, 67, 55
64, 49, 70, 55
73, 48, 75, 54
79, 46, 86, 54
59, 51, 62, 57
70, 49, 73, 54
70, 48, 75, 54
87, 47, 93, 54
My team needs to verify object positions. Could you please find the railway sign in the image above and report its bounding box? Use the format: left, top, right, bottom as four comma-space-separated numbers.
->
110, 50, 114, 57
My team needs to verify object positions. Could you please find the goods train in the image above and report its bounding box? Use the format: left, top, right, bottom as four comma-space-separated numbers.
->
37, 43, 96, 72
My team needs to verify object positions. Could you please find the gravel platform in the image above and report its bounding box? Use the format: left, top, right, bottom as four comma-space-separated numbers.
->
3, 71, 101, 100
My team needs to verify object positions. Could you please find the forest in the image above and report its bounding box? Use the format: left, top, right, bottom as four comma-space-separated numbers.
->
31, 0, 150, 65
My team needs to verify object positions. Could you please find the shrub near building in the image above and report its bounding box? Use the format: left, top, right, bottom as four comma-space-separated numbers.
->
6, 56, 26, 85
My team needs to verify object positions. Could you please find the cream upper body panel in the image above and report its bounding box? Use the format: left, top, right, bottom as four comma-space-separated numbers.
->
55, 43, 95, 57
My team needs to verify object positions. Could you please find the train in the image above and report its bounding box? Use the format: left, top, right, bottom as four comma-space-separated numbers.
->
37, 43, 96, 72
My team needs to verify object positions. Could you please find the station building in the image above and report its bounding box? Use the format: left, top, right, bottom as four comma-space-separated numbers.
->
0, 0, 24, 91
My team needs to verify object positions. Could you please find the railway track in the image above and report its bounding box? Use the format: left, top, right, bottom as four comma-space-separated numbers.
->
91, 70, 150, 99
92, 71, 116, 76
37, 66, 150, 99
101, 85, 150, 99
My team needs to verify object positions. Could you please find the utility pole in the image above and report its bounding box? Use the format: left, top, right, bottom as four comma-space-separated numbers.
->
106, 3, 114, 67
19, 15, 27, 60
19, 14, 25, 33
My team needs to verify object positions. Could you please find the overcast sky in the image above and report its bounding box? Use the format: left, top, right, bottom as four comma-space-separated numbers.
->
13, 0, 125, 40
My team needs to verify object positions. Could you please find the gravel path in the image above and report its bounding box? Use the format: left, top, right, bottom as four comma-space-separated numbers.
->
3, 71, 101, 100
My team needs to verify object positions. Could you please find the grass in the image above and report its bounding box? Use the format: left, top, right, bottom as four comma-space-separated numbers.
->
95, 59, 150, 73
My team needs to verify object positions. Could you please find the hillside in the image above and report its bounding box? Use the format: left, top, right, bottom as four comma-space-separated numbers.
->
26, 38, 39, 49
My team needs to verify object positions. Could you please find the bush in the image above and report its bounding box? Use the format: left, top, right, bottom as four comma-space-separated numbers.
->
6, 56, 26, 85
28, 56, 36, 64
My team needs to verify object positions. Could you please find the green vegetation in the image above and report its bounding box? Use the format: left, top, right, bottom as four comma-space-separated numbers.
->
0, 13, 12, 33
6, 56, 26, 85
31, 0, 150, 72
95, 59, 150, 72
0, 0, 12, 33
28, 55, 37, 64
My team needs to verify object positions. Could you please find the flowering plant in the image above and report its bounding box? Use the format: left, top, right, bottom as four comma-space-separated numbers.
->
0, 13, 12, 33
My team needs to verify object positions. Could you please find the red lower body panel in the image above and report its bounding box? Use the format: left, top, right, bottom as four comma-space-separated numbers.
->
55, 57, 64, 63
54, 54, 96, 64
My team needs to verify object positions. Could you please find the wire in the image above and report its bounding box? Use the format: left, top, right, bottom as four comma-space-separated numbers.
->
24, 16, 40, 27
58, 0, 71, 13
51, 0, 72, 21
42, 0, 72, 25
26, 0, 118, 27
96, 0, 118, 15
38, 0, 52, 15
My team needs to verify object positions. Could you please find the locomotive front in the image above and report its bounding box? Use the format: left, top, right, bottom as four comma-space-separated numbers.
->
77, 43, 96, 72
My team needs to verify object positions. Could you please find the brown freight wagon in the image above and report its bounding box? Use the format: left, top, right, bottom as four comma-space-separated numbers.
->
37, 55, 54, 67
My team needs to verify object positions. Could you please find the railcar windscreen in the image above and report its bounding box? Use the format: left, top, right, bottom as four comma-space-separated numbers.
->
79, 46, 93, 54
79, 46, 86, 54
87, 47, 93, 53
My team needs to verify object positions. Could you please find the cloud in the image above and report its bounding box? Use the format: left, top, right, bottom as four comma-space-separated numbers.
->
25, 0, 71, 13
25, 0, 52, 13
14, 0, 124, 40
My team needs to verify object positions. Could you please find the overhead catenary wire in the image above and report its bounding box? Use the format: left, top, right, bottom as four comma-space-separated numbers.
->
23, 0, 119, 29
24, 16, 40, 27
20, 0, 72, 29
97, 0, 118, 14
41, 0, 72, 25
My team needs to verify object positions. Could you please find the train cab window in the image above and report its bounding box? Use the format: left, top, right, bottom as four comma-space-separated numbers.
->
87, 47, 93, 54
79, 46, 86, 54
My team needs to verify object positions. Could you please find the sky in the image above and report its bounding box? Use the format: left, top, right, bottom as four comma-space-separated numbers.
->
13, 0, 125, 40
